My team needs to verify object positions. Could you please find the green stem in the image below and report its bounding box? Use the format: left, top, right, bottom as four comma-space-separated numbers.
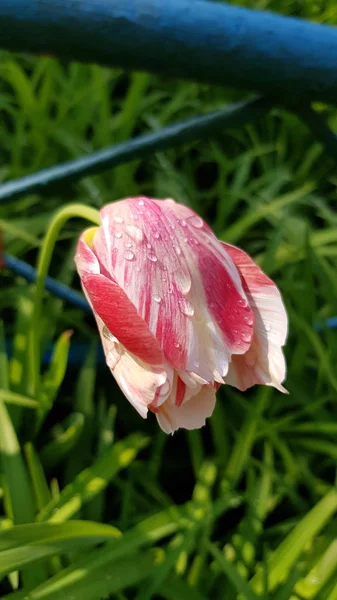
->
29, 204, 100, 401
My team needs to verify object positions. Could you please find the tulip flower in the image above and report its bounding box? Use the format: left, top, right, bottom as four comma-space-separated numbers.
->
75, 197, 287, 433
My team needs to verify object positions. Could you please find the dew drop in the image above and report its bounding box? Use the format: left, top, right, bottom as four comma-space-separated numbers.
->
178, 298, 194, 317
113, 216, 124, 223
147, 252, 158, 263
152, 294, 162, 303
138, 199, 145, 206
153, 231, 160, 240
174, 341, 181, 349
174, 244, 182, 256
241, 331, 252, 343
102, 326, 115, 342
125, 241, 132, 248
180, 219, 187, 227
174, 270, 192, 295
265, 324, 271, 332
124, 250, 135, 261
146, 243, 152, 249
115, 231, 122, 239
189, 215, 203, 229
106, 349, 121, 370
126, 224, 144, 244
244, 314, 254, 325
238, 298, 248, 308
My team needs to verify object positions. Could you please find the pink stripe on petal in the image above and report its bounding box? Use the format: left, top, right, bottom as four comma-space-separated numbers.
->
222, 243, 288, 392
175, 377, 186, 407
81, 272, 163, 366
197, 248, 254, 354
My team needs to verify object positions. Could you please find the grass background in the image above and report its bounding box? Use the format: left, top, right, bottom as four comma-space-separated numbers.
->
1, 0, 337, 598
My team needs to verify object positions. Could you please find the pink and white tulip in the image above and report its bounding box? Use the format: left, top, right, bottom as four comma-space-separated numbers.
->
75, 197, 288, 434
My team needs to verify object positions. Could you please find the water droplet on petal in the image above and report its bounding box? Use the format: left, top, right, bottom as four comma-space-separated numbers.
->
180, 219, 187, 227
102, 326, 115, 341
124, 250, 135, 261
147, 252, 157, 263
244, 314, 254, 325
106, 348, 121, 369
113, 216, 124, 224
241, 331, 252, 343
126, 224, 144, 244
125, 241, 132, 248
174, 244, 182, 256
146, 243, 152, 249
265, 324, 271, 332
189, 215, 203, 228
153, 231, 160, 240
138, 199, 145, 206
115, 231, 122, 239
174, 270, 192, 295
152, 294, 161, 303
238, 298, 248, 308
174, 341, 181, 349
178, 298, 194, 317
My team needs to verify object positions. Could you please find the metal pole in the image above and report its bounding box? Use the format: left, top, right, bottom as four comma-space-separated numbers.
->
0, 1, 337, 103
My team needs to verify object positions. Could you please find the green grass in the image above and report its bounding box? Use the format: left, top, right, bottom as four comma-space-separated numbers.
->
1, 1, 337, 598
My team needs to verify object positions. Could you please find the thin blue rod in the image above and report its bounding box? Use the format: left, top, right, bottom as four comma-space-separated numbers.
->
0, 97, 270, 203
3, 253, 91, 313
5, 338, 105, 366
1, 1, 337, 103
3, 253, 337, 335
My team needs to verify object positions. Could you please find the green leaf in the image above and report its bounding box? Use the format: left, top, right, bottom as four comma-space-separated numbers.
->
37, 434, 149, 522
24, 443, 51, 512
0, 520, 121, 576
0, 324, 35, 527
224, 388, 271, 488
0, 389, 38, 409
250, 490, 337, 593
40, 413, 85, 470
294, 538, 337, 598
208, 543, 259, 600
38, 330, 72, 422
23, 549, 161, 600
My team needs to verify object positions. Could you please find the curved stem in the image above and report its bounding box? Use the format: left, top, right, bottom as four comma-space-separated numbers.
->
29, 204, 100, 400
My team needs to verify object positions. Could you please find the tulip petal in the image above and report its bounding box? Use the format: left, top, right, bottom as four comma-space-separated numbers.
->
97, 319, 171, 418
222, 243, 288, 392
75, 232, 164, 366
156, 383, 216, 434
93, 198, 254, 385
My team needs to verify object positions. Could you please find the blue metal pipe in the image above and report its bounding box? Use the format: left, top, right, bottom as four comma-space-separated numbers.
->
0, 97, 270, 203
3, 253, 91, 313
0, 1, 337, 103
